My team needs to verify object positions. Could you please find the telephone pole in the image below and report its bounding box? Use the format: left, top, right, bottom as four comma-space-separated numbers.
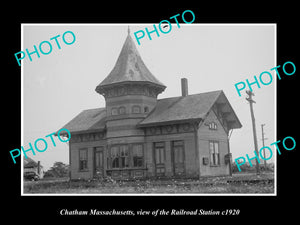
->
261, 124, 268, 167
246, 90, 260, 175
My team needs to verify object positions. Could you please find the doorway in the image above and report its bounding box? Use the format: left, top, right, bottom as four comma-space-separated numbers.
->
171, 141, 185, 176
94, 147, 104, 179
153, 142, 166, 177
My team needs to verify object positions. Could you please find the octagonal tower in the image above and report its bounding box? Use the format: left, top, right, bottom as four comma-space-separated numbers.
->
95, 28, 166, 141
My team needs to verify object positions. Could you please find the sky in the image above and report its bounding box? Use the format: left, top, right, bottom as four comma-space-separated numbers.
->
22, 24, 276, 170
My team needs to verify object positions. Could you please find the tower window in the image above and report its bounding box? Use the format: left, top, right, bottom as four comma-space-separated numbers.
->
111, 107, 118, 116
132, 105, 141, 114
144, 106, 149, 113
119, 106, 126, 115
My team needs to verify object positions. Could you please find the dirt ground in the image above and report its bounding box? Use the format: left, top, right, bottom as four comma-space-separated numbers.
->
23, 172, 274, 194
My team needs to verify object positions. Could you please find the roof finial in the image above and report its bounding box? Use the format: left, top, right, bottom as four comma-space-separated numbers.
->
127, 25, 130, 35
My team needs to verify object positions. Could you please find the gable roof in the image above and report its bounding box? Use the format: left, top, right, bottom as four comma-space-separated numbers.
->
139, 90, 221, 126
138, 90, 242, 130
57, 91, 241, 135
95, 33, 166, 94
24, 157, 42, 168
58, 108, 106, 134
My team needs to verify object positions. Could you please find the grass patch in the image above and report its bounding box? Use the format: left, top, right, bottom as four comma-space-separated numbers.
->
23, 173, 274, 194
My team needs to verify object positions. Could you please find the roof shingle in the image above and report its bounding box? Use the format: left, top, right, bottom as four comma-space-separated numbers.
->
139, 90, 222, 126
59, 108, 106, 134
58, 90, 241, 134
95, 34, 166, 94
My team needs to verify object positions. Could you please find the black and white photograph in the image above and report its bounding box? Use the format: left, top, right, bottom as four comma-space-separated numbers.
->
21, 24, 275, 195
4, 5, 298, 223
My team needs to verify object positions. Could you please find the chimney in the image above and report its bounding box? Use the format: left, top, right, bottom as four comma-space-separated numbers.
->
181, 78, 188, 97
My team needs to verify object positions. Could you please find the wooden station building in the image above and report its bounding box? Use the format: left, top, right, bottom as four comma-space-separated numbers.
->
58, 29, 242, 180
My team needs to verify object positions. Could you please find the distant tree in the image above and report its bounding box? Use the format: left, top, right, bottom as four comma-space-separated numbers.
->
44, 162, 69, 178
231, 162, 274, 173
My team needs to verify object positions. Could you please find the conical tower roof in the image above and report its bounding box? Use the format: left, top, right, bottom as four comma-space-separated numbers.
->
96, 29, 166, 94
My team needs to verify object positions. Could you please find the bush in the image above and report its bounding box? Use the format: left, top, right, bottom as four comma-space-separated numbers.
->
232, 162, 274, 173
44, 162, 69, 178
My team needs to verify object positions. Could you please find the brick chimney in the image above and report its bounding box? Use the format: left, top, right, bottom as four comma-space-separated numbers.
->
181, 78, 188, 97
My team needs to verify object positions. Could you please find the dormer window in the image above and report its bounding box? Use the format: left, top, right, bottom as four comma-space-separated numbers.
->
209, 122, 217, 130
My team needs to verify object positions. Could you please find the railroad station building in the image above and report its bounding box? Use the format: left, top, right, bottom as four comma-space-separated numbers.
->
58, 29, 242, 180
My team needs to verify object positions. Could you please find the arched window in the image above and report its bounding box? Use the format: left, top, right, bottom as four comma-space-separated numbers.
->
132, 105, 141, 114
119, 106, 126, 115
144, 106, 149, 113
209, 122, 217, 130
111, 107, 118, 116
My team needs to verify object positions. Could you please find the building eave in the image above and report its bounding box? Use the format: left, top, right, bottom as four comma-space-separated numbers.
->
55, 128, 106, 136
137, 118, 202, 128
95, 80, 166, 95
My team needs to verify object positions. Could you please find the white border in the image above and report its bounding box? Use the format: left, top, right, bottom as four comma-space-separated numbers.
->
21, 23, 277, 196
21, 24, 24, 195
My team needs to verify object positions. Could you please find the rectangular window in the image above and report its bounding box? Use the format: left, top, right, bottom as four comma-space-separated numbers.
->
172, 141, 184, 163
79, 149, 88, 171
120, 145, 129, 168
154, 142, 165, 164
111, 146, 119, 168
209, 141, 220, 166
132, 144, 143, 167
110, 145, 129, 169
94, 147, 104, 169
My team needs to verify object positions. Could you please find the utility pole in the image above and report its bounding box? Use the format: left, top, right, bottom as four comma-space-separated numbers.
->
261, 124, 268, 167
246, 90, 260, 175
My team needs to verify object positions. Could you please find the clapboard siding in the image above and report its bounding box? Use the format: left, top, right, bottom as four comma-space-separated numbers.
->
198, 109, 230, 176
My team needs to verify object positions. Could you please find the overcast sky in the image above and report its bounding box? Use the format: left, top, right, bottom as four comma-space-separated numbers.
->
22, 24, 275, 170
